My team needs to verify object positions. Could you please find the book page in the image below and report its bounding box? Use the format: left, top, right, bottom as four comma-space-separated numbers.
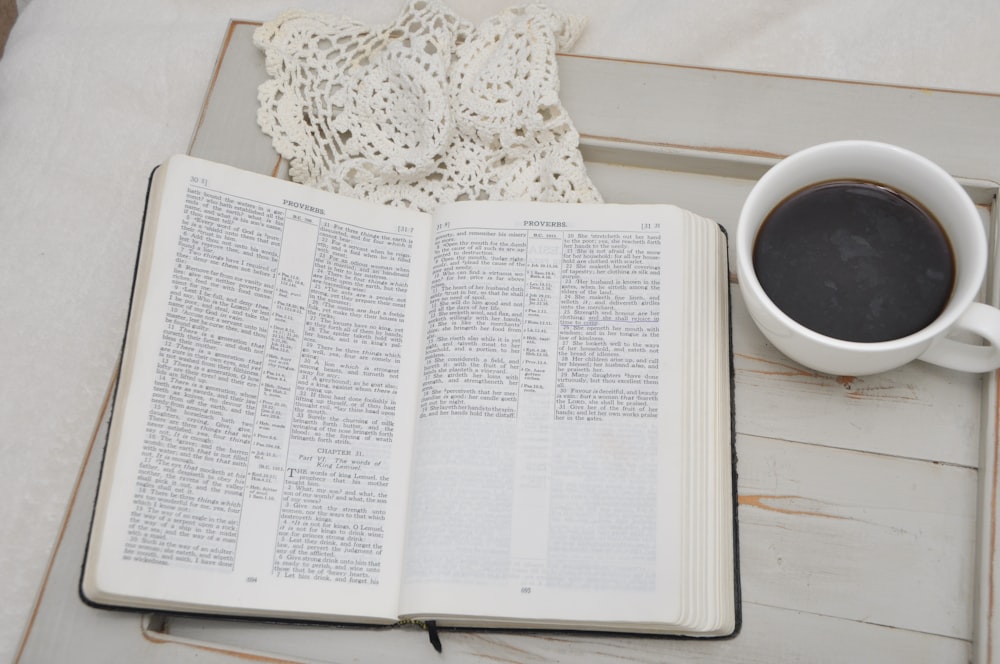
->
398, 201, 721, 628
83, 155, 432, 622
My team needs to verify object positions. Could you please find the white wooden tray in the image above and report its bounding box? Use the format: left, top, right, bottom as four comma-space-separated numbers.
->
17, 20, 1000, 664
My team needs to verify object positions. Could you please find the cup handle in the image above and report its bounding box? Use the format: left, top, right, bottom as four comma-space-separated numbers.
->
918, 302, 1000, 372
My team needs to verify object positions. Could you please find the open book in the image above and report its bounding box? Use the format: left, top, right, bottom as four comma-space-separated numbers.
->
81, 154, 739, 638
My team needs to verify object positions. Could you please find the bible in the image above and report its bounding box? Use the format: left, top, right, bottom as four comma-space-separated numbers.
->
81, 154, 739, 638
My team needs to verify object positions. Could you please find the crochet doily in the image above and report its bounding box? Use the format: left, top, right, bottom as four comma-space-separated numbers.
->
253, 0, 602, 211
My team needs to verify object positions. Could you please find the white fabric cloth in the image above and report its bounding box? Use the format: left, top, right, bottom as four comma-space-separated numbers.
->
2, 1, 1000, 660
255, 1, 600, 211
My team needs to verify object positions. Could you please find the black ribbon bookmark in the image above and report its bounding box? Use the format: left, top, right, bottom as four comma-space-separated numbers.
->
398, 618, 442, 652
426, 620, 442, 653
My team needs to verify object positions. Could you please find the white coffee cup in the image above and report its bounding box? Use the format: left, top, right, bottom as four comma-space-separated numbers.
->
736, 140, 1000, 376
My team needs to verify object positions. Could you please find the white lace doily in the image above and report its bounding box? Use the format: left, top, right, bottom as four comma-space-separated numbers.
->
253, 0, 602, 211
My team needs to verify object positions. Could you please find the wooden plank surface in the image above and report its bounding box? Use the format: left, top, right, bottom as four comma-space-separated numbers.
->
17, 20, 1000, 663
976, 200, 1000, 664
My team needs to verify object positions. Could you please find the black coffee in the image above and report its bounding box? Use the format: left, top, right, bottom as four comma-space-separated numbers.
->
752, 180, 955, 343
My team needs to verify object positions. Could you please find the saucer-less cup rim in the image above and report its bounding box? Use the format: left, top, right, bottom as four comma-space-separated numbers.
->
736, 140, 995, 374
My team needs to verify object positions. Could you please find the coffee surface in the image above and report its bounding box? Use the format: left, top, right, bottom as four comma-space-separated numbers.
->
752, 180, 955, 343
